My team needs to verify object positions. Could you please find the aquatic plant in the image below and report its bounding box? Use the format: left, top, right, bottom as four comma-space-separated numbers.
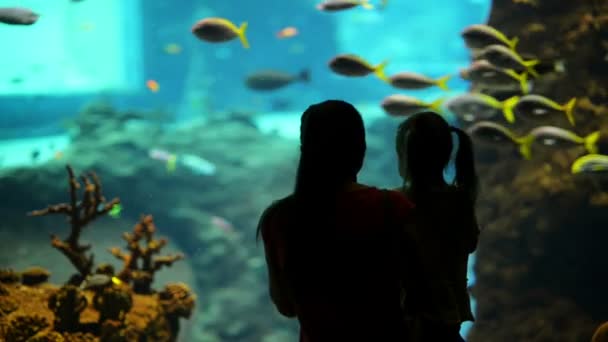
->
29, 165, 120, 283
47, 285, 88, 332
108, 215, 184, 294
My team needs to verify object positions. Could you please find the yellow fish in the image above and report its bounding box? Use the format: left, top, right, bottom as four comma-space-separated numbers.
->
328, 54, 389, 82
191, 17, 249, 49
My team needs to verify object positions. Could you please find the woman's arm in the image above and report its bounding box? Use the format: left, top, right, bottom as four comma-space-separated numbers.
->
259, 207, 297, 318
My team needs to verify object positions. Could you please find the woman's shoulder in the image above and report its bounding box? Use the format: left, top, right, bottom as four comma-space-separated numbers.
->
260, 195, 295, 223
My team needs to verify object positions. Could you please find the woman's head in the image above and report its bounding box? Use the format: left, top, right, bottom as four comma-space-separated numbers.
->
395, 111, 478, 201
295, 100, 366, 196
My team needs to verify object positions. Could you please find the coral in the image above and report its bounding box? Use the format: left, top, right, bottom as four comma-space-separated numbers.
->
0, 283, 8, 295
0, 268, 20, 283
47, 285, 88, 332
62, 332, 96, 342
29, 165, 120, 282
109, 215, 184, 294
0, 296, 18, 316
21, 266, 51, 286
4, 314, 49, 342
159, 282, 196, 337
94, 264, 115, 277
92, 284, 133, 323
28, 331, 65, 342
99, 319, 141, 342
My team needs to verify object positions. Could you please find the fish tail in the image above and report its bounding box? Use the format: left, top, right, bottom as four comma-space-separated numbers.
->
299, 69, 310, 82
501, 96, 520, 123
509, 36, 519, 51
237, 22, 249, 49
523, 59, 540, 78
435, 74, 452, 91
360, 0, 374, 10
518, 71, 529, 94
167, 154, 178, 173
428, 98, 445, 112
517, 134, 534, 160
374, 60, 389, 83
584, 131, 601, 154
562, 97, 577, 126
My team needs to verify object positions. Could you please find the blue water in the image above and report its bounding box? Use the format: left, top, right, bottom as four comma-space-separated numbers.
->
0, 0, 491, 339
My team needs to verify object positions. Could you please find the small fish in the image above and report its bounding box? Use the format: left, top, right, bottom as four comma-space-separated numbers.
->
328, 54, 388, 82
146, 80, 160, 93
191, 18, 249, 49
149, 148, 177, 172
180, 154, 216, 175
479, 44, 540, 77
10, 77, 23, 84
316, 0, 373, 12
460, 60, 529, 94
381, 95, 444, 117
54, 151, 64, 160
210, 215, 235, 234
109, 203, 122, 218
388, 72, 451, 91
80, 274, 112, 290
0, 7, 39, 25
528, 126, 599, 154
164, 43, 182, 54
446, 93, 519, 123
31, 149, 40, 161
276, 26, 298, 39
245, 69, 309, 91
514, 95, 577, 126
466, 121, 534, 159
571, 154, 608, 174
461, 24, 519, 50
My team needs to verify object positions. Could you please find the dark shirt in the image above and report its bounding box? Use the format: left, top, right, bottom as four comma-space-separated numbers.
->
401, 186, 479, 325
260, 186, 415, 342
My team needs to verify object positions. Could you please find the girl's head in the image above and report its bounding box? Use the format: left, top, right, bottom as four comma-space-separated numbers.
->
395, 111, 478, 202
295, 100, 366, 197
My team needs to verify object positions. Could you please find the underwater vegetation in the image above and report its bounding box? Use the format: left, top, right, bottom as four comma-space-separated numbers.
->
0, 165, 195, 342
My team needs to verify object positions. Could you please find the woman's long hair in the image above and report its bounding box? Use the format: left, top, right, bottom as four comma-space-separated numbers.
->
395, 111, 478, 203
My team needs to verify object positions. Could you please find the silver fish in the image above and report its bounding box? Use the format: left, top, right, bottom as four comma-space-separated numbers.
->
479, 44, 539, 77
446, 93, 519, 123
388, 72, 451, 91
528, 126, 599, 154
466, 121, 533, 159
381, 95, 444, 116
460, 60, 530, 94
316, 0, 373, 11
461, 24, 518, 50
0, 7, 39, 25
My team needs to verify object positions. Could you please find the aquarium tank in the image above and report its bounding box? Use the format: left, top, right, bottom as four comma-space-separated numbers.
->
0, 0, 607, 341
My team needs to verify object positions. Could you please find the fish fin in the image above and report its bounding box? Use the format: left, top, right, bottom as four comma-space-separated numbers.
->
562, 97, 577, 126
509, 36, 519, 51
523, 59, 540, 78
517, 134, 534, 160
428, 98, 445, 112
299, 69, 310, 82
237, 22, 249, 49
360, 0, 374, 10
167, 154, 177, 173
435, 74, 452, 91
514, 71, 529, 94
501, 96, 520, 123
373, 60, 389, 83
584, 131, 601, 154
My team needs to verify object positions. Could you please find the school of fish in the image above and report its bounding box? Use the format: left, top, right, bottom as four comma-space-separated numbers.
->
2, 0, 606, 175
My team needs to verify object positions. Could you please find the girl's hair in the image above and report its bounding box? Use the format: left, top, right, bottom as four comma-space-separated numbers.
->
395, 111, 478, 203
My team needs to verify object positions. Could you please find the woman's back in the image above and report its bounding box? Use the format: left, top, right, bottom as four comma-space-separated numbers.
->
261, 186, 414, 342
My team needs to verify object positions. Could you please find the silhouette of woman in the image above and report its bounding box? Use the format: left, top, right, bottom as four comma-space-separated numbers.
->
395, 111, 480, 342
258, 100, 415, 342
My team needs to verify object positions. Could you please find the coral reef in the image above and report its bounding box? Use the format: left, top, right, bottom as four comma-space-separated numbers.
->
29, 165, 120, 283
466, 0, 608, 341
0, 166, 195, 341
109, 215, 184, 294
48, 285, 88, 332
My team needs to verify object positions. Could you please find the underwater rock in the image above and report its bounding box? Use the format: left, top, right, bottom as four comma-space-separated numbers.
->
0, 295, 18, 316
0, 283, 8, 296
21, 266, 51, 285
47, 285, 88, 332
27, 331, 65, 342
159, 282, 196, 337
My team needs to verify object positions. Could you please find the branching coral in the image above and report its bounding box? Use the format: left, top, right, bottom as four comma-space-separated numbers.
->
109, 215, 184, 294
29, 165, 120, 282
48, 285, 88, 332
